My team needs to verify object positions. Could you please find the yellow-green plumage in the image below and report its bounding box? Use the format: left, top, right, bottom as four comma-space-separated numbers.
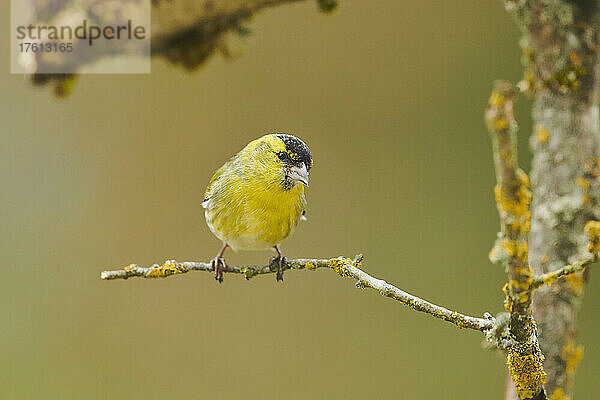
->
203, 134, 310, 251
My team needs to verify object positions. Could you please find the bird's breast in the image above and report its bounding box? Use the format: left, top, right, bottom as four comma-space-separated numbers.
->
205, 181, 306, 251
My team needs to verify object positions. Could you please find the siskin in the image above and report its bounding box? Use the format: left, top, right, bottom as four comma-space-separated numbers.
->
202, 133, 313, 282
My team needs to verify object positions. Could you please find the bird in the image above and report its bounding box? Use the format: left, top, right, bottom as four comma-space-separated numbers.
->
202, 133, 313, 283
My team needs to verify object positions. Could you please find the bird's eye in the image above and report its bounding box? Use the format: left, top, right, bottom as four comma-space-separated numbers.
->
277, 152, 287, 161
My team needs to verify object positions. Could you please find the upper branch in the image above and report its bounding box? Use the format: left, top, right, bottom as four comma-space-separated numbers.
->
486, 81, 546, 400
101, 255, 493, 332
486, 81, 534, 330
530, 258, 591, 289
530, 220, 599, 289
28, 0, 336, 96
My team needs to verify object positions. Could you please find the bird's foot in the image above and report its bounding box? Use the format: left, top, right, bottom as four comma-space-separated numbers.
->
211, 256, 227, 283
271, 255, 287, 282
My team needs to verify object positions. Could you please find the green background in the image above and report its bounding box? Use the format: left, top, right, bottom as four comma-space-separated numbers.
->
2, 1, 598, 399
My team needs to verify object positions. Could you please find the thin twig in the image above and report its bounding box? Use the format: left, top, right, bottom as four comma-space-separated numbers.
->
530, 258, 594, 290
527, 221, 599, 290
101, 255, 493, 332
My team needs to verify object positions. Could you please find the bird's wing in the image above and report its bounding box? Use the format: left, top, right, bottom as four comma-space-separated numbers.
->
202, 158, 233, 208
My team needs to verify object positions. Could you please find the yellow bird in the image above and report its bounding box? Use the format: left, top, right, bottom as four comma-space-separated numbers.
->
202, 133, 313, 282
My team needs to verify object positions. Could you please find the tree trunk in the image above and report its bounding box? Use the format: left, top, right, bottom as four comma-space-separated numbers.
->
505, 1, 600, 398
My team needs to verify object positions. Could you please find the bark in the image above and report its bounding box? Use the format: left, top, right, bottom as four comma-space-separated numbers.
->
504, 0, 600, 398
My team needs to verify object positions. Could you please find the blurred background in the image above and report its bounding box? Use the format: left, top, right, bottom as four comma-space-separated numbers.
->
1, 1, 598, 399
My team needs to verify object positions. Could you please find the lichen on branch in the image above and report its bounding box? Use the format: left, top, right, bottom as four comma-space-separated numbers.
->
101, 255, 495, 332
500, 1, 600, 398
486, 80, 547, 400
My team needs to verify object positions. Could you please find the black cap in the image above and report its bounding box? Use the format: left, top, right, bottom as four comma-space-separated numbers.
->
276, 134, 313, 169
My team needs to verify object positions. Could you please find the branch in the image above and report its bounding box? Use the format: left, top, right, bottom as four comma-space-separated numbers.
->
101, 255, 493, 332
486, 81, 547, 400
530, 220, 599, 290
486, 81, 535, 337
26, 0, 337, 96
531, 259, 592, 290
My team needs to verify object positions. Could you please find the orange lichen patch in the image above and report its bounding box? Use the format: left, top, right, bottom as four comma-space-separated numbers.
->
569, 51, 582, 66
583, 194, 591, 204
542, 274, 559, 287
502, 283, 513, 313
511, 264, 533, 287
304, 261, 317, 271
328, 257, 354, 277
494, 170, 532, 236
489, 90, 506, 107
575, 176, 590, 191
562, 340, 584, 387
565, 273, 586, 297
549, 388, 570, 400
495, 117, 508, 130
500, 240, 529, 265
146, 260, 185, 278
536, 125, 550, 144
507, 342, 547, 399
584, 220, 600, 254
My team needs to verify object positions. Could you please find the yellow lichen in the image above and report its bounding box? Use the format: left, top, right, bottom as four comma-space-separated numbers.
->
495, 117, 508, 130
549, 388, 570, 400
328, 257, 354, 277
494, 170, 532, 236
565, 273, 586, 297
536, 125, 550, 144
146, 260, 184, 278
305, 262, 317, 271
575, 176, 590, 191
507, 342, 547, 399
562, 340, 584, 382
509, 279, 529, 291
542, 273, 559, 287
502, 283, 513, 313
584, 220, 600, 254
500, 240, 529, 265
489, 90, 506, 107
569, 51, 582, 66
546, 341, 585, 400
583, 194, 591, 204
552, 63, 586, 91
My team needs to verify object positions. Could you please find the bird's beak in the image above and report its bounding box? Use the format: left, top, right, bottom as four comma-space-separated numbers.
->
288, 163, 309, 187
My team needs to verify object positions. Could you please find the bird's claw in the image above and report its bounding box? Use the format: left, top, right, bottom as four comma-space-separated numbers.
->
271, 255, 287, 282
211, 257, 226, 283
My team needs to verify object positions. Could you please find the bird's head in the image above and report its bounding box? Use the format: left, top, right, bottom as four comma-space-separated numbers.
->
247, 133, 312, 189
273, 134, 312, 188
